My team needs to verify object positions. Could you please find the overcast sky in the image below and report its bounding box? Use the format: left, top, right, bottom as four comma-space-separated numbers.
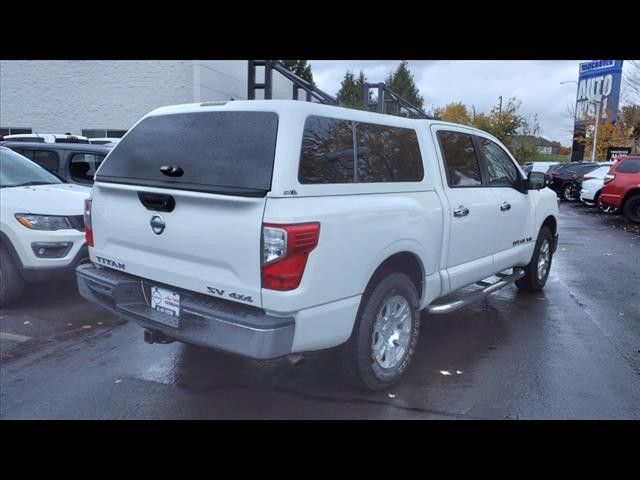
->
308, 60, 636, 146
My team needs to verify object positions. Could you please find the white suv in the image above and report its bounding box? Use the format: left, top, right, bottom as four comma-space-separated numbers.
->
77, 100, 559, 390
0, 147, 90, 305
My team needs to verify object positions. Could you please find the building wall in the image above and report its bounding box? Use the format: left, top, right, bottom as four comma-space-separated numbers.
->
0, 61, 194, 134
1, 60, 305, 135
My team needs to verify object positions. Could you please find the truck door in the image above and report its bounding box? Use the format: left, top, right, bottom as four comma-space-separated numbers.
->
474, 135, 535, 271
434, 128, 498, 291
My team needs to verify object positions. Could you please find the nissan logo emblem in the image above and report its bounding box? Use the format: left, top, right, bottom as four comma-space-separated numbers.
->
150, 214, 166, 235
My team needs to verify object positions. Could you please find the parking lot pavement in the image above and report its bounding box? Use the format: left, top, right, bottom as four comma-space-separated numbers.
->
1, 202, 639, 420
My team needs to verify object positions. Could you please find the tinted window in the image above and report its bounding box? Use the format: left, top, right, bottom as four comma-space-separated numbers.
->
70, 152, 106, 183
32, 150, 60, 174
437, 131, 482, 187
478, 137, 520, 187
617, 158, 640, 173
0, 148, 62, 187
299, 116, 354, 184
356, 123, 423, 182
97, 111, 279, 194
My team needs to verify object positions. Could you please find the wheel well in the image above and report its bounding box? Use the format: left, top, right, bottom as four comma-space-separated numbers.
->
622, 189, 640, 208
542, 215, 557, 236
366, 252, 424, 300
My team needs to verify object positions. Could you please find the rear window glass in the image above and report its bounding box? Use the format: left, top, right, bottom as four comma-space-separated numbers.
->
356, 123, 423, 182
299, 115, 424, 184
70, 152, 106, 183
96, 111, 279, 195
299, 116, 354, 184
32, 150, 60, 174
616, 158, 640, 173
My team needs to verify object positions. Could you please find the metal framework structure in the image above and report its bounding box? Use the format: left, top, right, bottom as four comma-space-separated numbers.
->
247, 60, 433, 119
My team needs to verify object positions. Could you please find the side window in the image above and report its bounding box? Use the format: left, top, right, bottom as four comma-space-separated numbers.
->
617, 159, 640, 173
32, 150, 60, 174
16, 149, 35, 160
478, 137, 520, 187
437, 131, 482, 187
299, 116, 354, 184
70, 153, 106, 182
356, 123, 423, 182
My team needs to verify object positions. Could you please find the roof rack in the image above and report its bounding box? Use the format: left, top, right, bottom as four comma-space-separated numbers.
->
247, 60, 434, 119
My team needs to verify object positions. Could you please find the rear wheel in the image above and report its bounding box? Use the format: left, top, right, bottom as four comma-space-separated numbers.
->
0, 248, 25, 307
340, 272, 420, 391
622, 194, 640, 224
562, 183, 576, 201
516, 226, 553, 292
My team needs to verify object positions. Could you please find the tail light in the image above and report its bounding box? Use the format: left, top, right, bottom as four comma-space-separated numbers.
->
84, 198, 94, 247
603, 174, 615, 185
583, 176, 595, 181
571, 175, 577, 181
261, 223, 320, 291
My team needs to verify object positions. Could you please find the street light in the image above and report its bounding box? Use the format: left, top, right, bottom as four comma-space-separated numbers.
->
561, 80, 579, 161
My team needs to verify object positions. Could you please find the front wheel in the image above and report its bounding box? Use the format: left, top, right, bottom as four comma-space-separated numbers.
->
516, 226, 554, 292
622, 194, 640, 224
562, 183, 576, 201
340, 272, 420, 391
0, 248, 25, 307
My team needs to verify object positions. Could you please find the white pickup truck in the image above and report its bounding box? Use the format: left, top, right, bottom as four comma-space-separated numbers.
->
76, 100, 559, 390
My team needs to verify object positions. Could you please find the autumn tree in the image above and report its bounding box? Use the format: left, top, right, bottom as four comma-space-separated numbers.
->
435, 102, 472, 125
576, 112, 633, 160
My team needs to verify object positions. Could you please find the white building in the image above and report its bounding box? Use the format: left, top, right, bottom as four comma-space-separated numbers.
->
0, 61, 299, 138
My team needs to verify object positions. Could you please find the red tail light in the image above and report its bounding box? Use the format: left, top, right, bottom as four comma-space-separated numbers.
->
571, 175, 577, 180
261, 222, 320, 291
84, 198, 94, 247
583, 176, 595, 181
603, 174, 615, 185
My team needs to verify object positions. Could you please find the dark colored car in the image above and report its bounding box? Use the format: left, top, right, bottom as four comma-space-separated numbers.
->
0, 141, 112, 186
548, 162, 601, 201
601, 156, 640, 223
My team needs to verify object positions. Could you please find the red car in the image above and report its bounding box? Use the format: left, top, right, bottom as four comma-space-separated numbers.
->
601, 156, 640, 224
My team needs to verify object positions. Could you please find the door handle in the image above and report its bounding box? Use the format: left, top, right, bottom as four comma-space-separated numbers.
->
500, 202, 511, 211
453, 206, 469, 217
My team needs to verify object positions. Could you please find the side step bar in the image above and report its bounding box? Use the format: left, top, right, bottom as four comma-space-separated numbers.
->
426, 269, 525, 315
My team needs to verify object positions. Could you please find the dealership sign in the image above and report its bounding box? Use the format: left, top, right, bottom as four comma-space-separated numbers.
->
575, 60, 623, 123
607, 147, 633, 162
571, 60, 624, 161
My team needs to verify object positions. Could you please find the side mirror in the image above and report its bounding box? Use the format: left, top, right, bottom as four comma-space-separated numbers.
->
527, 171, 546, 190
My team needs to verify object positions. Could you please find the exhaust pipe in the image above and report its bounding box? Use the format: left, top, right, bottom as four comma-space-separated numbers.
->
144, 329, 174, 344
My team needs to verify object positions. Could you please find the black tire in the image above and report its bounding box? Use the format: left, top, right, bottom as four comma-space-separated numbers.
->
562, 183, 575, 201
0, 247, 25, 307
622, 194, 640, 224
516, 226, 554, 292
340, 272, 420, 391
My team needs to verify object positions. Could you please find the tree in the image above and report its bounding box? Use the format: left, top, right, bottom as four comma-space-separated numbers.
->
385, 61, 424, 111
471, 97, 524, 150
279, 60, 314, 86
511, 114, 542, 164
336, 70, 367, 109
435, 102, 472, 125
619, 104, 640, 150
576, 112, 632, 160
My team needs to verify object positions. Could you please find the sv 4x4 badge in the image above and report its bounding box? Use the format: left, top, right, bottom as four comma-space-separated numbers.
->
207, 286, 253, 303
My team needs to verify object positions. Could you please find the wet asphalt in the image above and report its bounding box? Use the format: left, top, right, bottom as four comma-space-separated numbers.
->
1, 202, 639, 419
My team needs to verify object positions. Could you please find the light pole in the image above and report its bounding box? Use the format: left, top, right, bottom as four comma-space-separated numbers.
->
561, 80, 578, 161
590, 100, 601, 162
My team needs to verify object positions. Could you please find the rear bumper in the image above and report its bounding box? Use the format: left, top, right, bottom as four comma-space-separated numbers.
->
600, 192, 622, 207
76, 264, 295, 359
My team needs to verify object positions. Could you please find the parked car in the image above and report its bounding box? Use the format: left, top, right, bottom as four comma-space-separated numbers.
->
600, 156, 640, 224
549, 162, 601, 201
569, 162, 614, 203
2, 133, 90, 144
522, 161, 558, 176
0, 147, 90, 305
1, 141, 112, 186
76, 100, 558, 390
88, 137, 121, 146
579, 165, 618, 212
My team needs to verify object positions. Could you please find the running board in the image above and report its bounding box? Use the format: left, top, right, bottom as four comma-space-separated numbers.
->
427, 269, 525, 315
